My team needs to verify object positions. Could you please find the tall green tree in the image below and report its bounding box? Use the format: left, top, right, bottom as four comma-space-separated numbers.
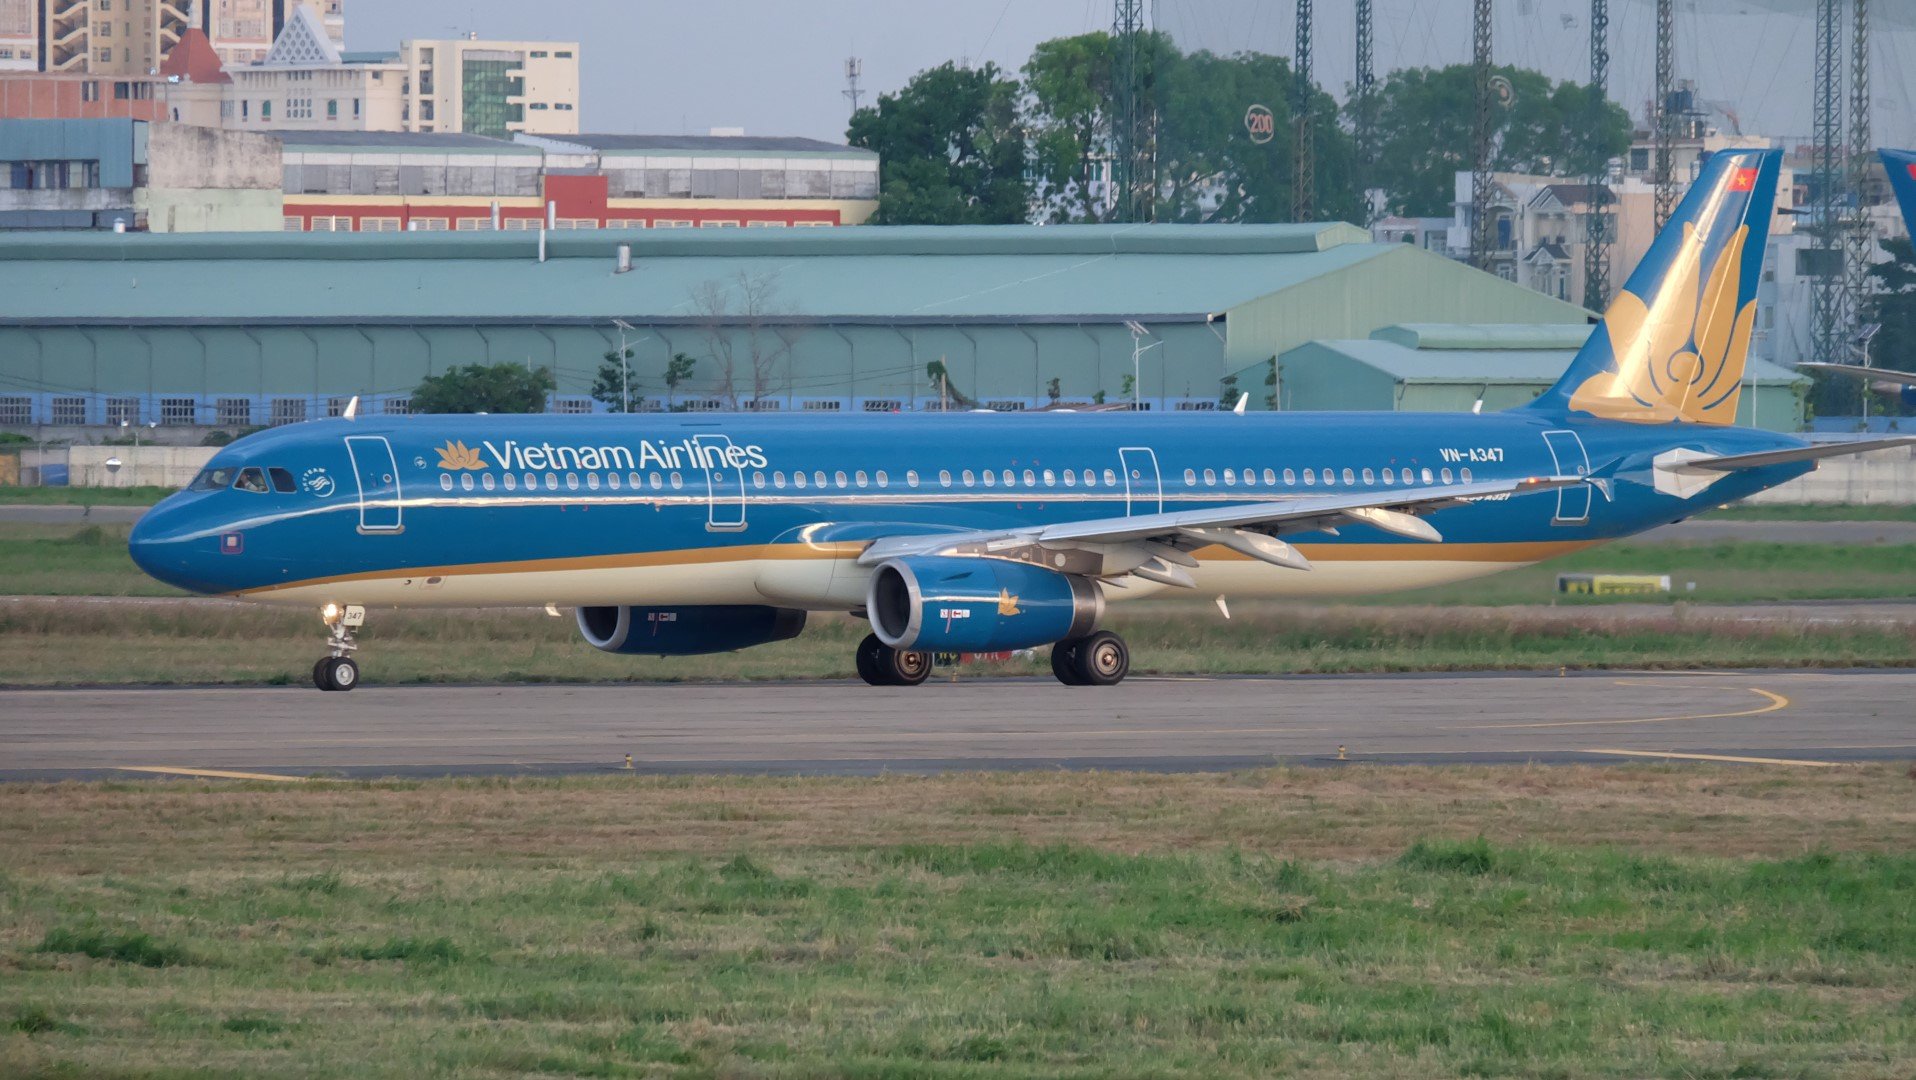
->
1368, 65, 1630, 216
411, 363, 555, 414
1852, 236, 1916, 416
590, 346, 641, 413
847, 62, 1029, 225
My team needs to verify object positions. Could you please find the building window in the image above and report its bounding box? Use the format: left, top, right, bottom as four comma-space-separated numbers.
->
269, 399, 307, 426
555, 103, 573, 111
861, 399, 902, 412
262, 101, 272, 119
0, 397, 30, 425
530, 50, 548, 58
282, 216, 304, 231
81, 81, 101, 102
455, 218, 492, 230
326, 398, 351, 418
215, 398, 252, 426
326, 99, 338, 119
241, 99, 249, 119
353, 98, 361, 118
800, 400, 841, 411
51, 397, 86, 425
555, 50, 573, 58
680, 399, 722, 412
105, 398, 139, 426
361, 217, 402, 232
741, 399, 782, 411
554, 398, 591, 415
159, 398, 197, 426
984, 400, 1027, 412
383, 397, 411, 415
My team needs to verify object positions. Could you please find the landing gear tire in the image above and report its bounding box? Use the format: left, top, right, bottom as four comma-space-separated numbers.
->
856, 633, 931, 687
1053, 630, 1129, 687
316, 656, 359, 692
1050, 639, 1088, 686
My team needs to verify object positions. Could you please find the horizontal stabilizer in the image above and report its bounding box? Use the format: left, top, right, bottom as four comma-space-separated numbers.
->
1684, 436, 1916, 473
1796, 362, 1916, 389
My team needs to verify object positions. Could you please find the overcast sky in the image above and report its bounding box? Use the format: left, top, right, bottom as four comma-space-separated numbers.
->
348, 0, 1916, 149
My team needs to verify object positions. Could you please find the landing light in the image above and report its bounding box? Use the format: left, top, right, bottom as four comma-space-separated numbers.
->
322, 603, 340, 625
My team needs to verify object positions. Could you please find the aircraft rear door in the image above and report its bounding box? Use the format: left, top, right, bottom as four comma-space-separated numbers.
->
1541, 430, 1591, 525
694, 433, 747, 531
1118, 447, 1162, 516
344, 435, 403, 534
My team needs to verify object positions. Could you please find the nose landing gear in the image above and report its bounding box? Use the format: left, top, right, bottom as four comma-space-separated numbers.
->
314, 603, 365, 692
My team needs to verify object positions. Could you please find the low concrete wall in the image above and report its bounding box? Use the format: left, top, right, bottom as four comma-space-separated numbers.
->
1742, 445, 1916, 505
63, 446, 217, 488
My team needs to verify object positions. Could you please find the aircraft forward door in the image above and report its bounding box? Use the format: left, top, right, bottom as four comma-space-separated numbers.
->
694, 433, 747, 531
344, 435, 403, 534
1118, 447, 1162, 516
1541, 430, 1591, 525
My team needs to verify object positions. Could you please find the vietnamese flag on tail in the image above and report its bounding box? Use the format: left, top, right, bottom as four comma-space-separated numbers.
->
1727, 167, 1758, 192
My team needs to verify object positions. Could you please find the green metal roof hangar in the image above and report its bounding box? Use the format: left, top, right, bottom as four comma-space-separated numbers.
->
0, 222, 1806, 433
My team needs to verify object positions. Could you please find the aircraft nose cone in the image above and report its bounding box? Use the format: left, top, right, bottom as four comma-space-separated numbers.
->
127, 502, 225, 594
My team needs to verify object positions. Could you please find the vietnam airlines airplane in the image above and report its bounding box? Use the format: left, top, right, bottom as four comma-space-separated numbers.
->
1796, 147, 1916, 408
129, 148, 1912, 691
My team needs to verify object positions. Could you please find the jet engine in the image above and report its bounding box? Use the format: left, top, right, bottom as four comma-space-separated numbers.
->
576, 605, 806, 656
866, 556, 1102, 653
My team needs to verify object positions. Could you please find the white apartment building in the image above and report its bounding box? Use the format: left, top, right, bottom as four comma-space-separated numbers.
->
399, 35, 578, 140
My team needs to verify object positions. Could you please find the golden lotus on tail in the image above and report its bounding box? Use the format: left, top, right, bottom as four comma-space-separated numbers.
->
436, 440, 487, 470
1569, 223, 1756, 425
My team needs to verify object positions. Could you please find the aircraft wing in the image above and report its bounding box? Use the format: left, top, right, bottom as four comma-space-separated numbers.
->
856, 475, 1580, 588
1796, 362, 1916, 389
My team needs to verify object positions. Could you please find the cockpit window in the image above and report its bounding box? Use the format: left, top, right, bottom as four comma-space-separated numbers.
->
233, 467, 270, 493
189, 466, 237, 491
268, 467, 297, 493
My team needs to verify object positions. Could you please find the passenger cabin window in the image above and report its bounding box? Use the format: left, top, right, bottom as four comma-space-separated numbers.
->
234, 467, 269, 493
268, 467, 297, 493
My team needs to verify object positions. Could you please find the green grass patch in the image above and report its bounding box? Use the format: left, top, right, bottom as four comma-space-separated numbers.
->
0, 484, 176, 505
0, 522, 182, 597
37, 925, 193, 968
2, 785, 1909, 1080
1704, 502, 1916, 522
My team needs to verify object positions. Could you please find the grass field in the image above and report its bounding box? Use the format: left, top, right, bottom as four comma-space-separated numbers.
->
1, 766, 1910, 1078
3, 597, 1914, 686
0, 484, 177, 506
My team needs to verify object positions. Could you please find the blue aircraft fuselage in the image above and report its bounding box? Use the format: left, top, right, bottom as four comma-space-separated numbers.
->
128, 409, 1811, 610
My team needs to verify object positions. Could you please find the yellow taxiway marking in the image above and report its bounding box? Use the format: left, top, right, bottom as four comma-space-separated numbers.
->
117, 766, 307, 783
1455, 687, 1789, 730
1580, 749, 1841, 768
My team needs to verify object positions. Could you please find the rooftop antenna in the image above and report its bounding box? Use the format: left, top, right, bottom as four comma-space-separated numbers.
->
843, 57, 864, 116
1842, 0, 1873, 417
1652, 0, 1676, 230
1810, 0, 1846, 369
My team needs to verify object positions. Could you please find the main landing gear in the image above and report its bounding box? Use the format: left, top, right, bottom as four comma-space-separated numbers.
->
1050, 630, 1130, 687
313, 603, 365, 692
855, 633, 932, 686
852, 631, 1132, 687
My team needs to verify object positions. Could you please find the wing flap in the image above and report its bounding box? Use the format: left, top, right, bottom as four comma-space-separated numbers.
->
1686, 436, 1916, 472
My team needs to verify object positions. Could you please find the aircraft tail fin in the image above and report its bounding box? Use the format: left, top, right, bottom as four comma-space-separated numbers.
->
1527, 148, 1781, 425
1882, 149, 1916, 225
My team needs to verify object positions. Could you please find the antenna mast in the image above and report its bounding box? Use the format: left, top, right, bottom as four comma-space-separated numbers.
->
1469, 0, 1494, 270
1843, 0, 1872, 374
1582, 0, 1612, 309
1354, 0, 1376, 222
1652, 0, 1676, 230
1292, 0, 1314, 222
1810, 0, 1845, 367
843, 57, 864, 116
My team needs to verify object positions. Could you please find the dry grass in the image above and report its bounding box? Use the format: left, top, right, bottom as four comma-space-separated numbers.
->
2, 766, 1912, 1078
3, 598, 1913, 687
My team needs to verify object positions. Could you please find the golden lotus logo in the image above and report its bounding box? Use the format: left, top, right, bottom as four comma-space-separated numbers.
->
1570, 223, 1755, 425
996, 589, 1022, 617
435, 440, 487, 470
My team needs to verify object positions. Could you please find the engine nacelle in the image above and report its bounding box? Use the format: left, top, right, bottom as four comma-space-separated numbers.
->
576, 605, 806, 656
867, 556, 1102, 653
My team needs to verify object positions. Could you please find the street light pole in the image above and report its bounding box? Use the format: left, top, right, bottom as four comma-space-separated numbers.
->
611, 319, 637, 413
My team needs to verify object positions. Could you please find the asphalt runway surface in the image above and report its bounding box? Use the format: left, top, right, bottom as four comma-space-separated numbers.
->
3, 670, 1910, 781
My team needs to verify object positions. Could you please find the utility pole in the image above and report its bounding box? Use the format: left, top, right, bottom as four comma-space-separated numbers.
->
1354, 0, 1376, 222
1112, 0, 1149, 223
1582, 0, 1612, 310
1811, 0, 1845, 366
842, 57, 864, 117
1292, 0, 1315, 223
1469, 0, 1494, 270
1653, 0, 1676, 230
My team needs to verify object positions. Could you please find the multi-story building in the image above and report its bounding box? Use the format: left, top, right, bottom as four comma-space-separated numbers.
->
204, 0, 341, 69
278, 130, 878, 232
223, 5, 401, 132
397, 35, 579, 139
0, 0, 37, 70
